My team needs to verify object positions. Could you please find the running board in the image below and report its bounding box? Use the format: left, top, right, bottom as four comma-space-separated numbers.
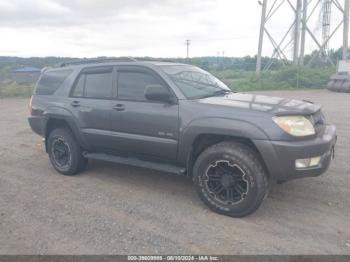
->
83, 152, 186, 176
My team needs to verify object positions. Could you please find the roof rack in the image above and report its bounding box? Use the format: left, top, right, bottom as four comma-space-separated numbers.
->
60, 57, 137, 67
136, 57, 177, 63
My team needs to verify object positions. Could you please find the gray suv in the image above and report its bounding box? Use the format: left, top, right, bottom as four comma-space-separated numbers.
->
28, 59, 337, 217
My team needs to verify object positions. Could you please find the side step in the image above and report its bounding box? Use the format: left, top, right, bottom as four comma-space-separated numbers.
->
83, 152, 186, 176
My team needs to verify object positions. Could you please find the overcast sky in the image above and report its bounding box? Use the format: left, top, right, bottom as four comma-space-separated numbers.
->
0, 0, 345, 58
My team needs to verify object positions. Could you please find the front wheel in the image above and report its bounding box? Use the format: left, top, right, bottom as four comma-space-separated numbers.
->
193, 141, 268, 217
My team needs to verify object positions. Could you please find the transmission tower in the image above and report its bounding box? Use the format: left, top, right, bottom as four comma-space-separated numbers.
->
256, 0, 350, 75
322, 0, 332, 53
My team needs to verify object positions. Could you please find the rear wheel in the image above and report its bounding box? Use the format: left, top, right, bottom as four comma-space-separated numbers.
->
47, 128, 87, 176
193, 141, 268, 217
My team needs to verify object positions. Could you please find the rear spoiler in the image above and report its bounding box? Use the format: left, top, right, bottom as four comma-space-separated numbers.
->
41, 67, 51, 74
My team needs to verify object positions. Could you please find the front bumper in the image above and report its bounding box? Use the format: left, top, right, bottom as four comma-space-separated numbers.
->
254, 125, 337, 182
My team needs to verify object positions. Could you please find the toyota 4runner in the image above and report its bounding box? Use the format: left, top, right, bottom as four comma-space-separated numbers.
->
28, 59, 337, 217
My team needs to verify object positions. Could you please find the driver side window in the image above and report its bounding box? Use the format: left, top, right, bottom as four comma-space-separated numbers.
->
117, 71, 165, 101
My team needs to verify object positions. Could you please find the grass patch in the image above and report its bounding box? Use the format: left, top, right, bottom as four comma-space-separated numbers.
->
210, 66, 335, 92
0, 81, 34, 97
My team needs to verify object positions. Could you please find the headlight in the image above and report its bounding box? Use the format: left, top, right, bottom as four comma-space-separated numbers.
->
273, 116, 315, 137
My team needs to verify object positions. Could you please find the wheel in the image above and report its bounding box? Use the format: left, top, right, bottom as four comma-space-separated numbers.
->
193, 141, 268, 217
47, 128, 87, 176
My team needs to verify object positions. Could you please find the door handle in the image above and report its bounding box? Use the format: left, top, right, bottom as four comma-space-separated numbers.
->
71, 100, 80, 107
113, 104, 125, 111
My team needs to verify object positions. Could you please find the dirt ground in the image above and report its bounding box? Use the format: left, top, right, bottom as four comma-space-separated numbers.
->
0, 89, 349, 255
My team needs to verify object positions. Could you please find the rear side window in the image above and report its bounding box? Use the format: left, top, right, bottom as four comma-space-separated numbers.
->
71, 67, 113, 99
85, 72, 112, 98
35, 69, 72, 95
118, 71, 162, 101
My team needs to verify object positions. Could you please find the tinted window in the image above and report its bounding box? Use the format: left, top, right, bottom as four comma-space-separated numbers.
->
71, 71, 113, 98
85, 72, 113, 98
118, 71, 163, 101
35, 69, 72, 95
72, 74, 85, 97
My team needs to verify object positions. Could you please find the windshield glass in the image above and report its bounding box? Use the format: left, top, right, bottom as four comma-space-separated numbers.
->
161, 65, 231, 99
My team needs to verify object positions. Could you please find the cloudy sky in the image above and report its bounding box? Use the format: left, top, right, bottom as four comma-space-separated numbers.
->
0, 0, 345, 58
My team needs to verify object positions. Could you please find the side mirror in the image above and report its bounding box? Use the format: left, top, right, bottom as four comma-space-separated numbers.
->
144, 84, 173, 103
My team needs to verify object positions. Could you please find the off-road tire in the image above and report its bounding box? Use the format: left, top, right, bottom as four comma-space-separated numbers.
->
47, 128, 87, 176
193, 141, 268, 217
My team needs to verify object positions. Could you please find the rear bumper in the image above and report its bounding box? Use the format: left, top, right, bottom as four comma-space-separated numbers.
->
254, 125, 337, 182
28, 116, 44, 136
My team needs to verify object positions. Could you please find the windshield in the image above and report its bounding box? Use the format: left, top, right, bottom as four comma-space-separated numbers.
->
161, 65, 232, 99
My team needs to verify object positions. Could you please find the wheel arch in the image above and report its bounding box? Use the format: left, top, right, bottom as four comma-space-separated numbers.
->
184, 133, 270, 179
44, 116, 88, 152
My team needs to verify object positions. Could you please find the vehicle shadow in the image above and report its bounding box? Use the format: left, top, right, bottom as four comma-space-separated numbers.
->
83, 159, 197, 201
78, 158, 339, 220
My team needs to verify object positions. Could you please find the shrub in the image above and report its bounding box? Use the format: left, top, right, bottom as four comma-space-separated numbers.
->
209, 66, 335, 92
0, 81, 34, 97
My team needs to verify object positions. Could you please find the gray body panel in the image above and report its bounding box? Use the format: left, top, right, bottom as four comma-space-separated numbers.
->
28, 61, 337, 181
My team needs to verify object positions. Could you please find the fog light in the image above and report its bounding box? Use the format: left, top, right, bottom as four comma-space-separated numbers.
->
295, 156, 321, 169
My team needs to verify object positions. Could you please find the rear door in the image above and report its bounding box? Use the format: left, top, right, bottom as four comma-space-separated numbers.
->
69, 66, 114, 149
109, 66, 179, 161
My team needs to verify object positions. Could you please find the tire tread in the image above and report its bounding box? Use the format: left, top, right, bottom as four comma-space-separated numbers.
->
193, 141, 268, 217
47, 128, 87, 176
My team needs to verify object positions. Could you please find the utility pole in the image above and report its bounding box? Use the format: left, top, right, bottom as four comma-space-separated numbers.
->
343, 0, 350, 60
299, 0, 308, 65
256, 0, 267, 76
293, 0, 302, 65
185, 40, 191, 59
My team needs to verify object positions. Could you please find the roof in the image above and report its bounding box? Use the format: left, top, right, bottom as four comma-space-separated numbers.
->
13, 67, 41, 73
59, 58, 186, 68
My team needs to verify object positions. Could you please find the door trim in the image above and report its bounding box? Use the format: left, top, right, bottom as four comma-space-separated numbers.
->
81, 128, 178, 145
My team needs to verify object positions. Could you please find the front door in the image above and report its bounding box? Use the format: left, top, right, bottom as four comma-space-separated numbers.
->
110, 66, 179, 161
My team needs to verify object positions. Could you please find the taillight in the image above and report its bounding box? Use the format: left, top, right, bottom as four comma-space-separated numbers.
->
29, 96, 33, 115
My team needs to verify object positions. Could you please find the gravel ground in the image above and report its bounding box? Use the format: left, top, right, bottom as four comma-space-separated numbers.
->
0, 89, 349, 255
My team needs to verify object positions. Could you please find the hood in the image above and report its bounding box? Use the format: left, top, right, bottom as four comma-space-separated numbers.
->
197, 93, 321, 115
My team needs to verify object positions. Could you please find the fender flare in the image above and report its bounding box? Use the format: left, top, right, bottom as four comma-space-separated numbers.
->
42, 106, 90, 151
177, 117, 270, 166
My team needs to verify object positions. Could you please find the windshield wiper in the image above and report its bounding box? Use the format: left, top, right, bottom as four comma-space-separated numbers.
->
212, 90, 232, 96
194, 90, 232, 100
